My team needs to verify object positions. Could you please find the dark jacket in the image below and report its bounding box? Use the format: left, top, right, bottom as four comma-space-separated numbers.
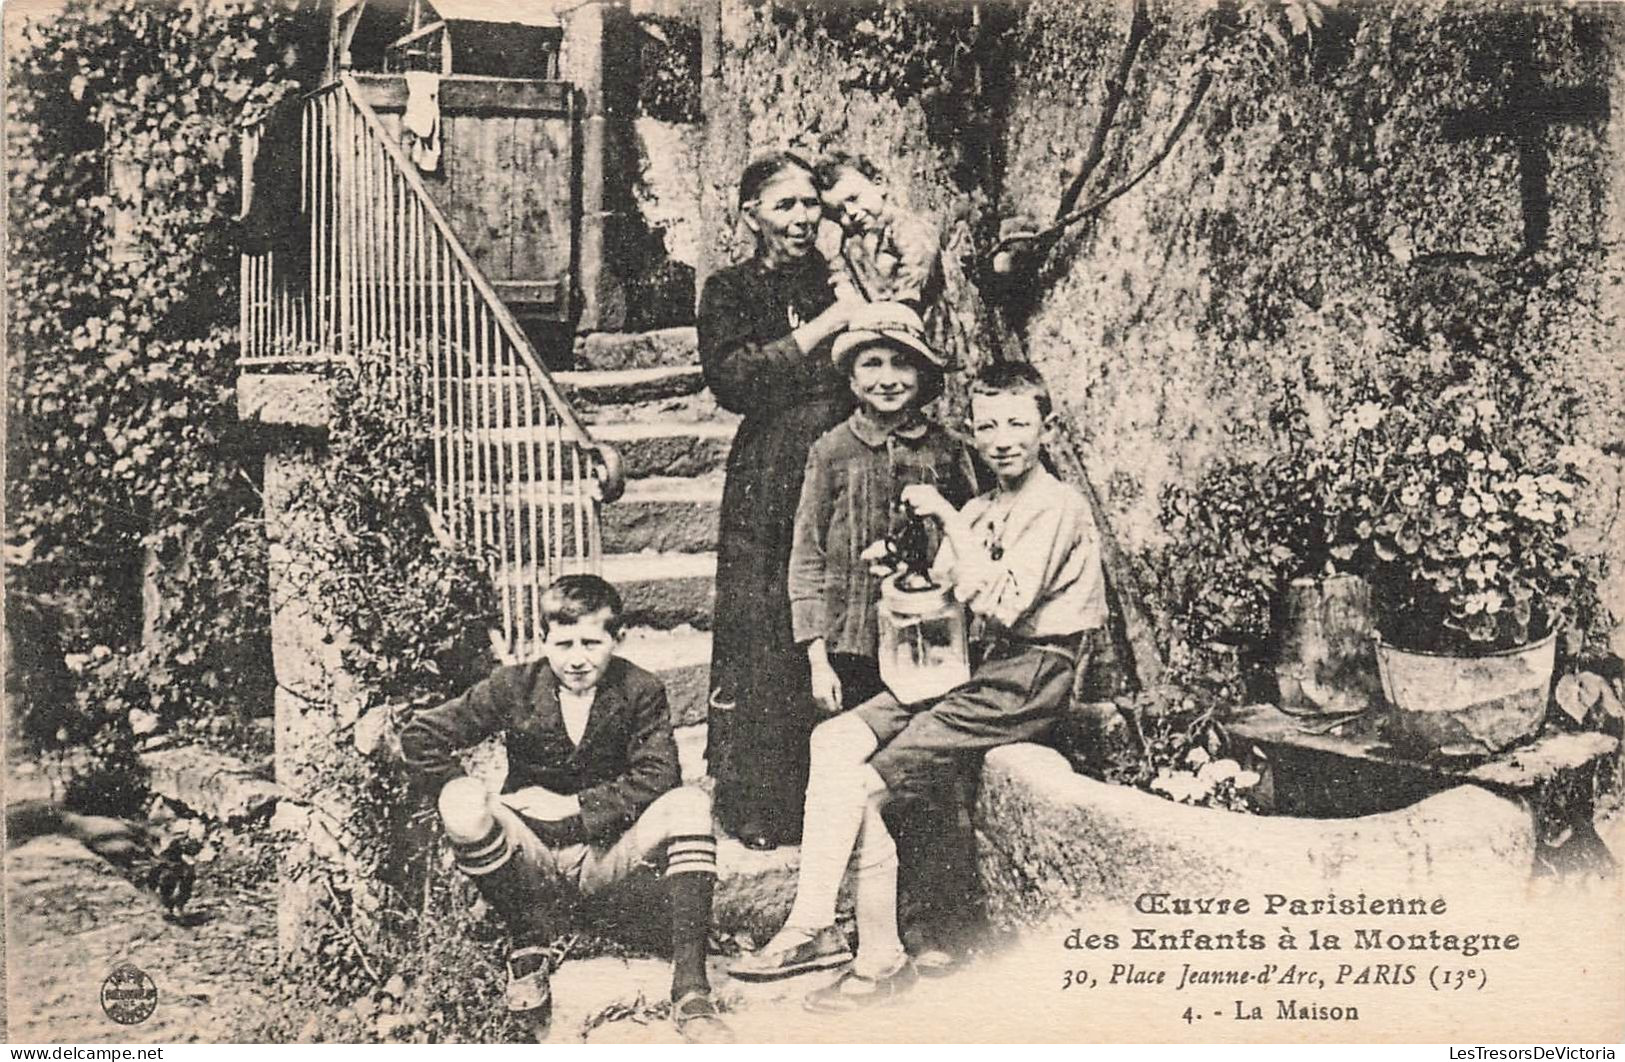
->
789, 411, 977, 658
698, 255, 849, 416
399, 656, 679, 844
695, 255, 854, 839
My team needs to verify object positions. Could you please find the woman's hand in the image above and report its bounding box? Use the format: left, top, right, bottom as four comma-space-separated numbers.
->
806, 639, 843, 716
792, 294, 864, 354
900, 483, 955, 521
847, 300, 917, 333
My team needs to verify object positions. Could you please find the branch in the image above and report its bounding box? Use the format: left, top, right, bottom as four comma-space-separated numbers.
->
1055, 0, 1151, 221
1049, 68, 1213, 238
994, 67, 1214, 261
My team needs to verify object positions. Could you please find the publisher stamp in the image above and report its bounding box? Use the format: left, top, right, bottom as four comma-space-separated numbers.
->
99, 964, 158, 1026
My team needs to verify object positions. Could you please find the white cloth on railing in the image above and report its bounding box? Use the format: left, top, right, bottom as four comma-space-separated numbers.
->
402, 70, 442, 173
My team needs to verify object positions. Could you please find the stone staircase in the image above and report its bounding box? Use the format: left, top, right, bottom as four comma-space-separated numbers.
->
555, 326, 729, 759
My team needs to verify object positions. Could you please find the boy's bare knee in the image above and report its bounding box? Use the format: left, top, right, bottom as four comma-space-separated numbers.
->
809, 713, 873, 766
437, 777, 493, 842
649, 785, 712, 836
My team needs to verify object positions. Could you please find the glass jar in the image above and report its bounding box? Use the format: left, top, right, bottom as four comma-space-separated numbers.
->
877, 574, 970, 704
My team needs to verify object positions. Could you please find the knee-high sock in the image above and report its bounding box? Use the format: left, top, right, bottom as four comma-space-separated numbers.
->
665, 833, 718, 1000
452, 821, 549, 945
851, 793, 905, 977
784, 759, 884, 931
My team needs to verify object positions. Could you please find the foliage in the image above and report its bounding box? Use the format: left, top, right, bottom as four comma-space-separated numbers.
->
1155, 338, 1605, 668
1342, 371, 1596, 653
636, 15, 701, 124
774, 0, 1002, 192
263, 352, 510, 1013
5, 0, 315, 755
1100, 684, 1261, 814
285, 354, 500, 713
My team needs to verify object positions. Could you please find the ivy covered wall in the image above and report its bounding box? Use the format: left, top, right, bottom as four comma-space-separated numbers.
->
696, 0, 1000, 297
1004, 0, 1622, 559
696, 0, 1624, 655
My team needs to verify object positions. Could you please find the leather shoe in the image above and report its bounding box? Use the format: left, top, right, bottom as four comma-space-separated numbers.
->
729, 925, 854, 982
802, 955, 918, 1013
671, 991, 734, 1043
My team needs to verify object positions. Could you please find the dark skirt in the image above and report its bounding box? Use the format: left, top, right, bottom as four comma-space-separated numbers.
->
707, 392, 851, 842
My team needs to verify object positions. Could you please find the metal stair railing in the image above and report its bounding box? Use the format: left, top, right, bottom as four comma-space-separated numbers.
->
239, 76, 623, 660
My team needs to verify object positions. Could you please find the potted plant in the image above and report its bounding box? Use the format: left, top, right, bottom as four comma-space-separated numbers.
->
1332, 368, 1595, 754
1156, 392, 1384, 717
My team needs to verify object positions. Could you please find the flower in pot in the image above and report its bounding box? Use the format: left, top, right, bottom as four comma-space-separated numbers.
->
1347, 373, 1593, 754
1156, 391, 1384, 717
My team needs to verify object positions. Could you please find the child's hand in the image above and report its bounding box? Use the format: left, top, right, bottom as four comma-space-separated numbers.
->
816, 218, 845, 264
900, 483, 954, 521
808, 656, 844, 716
861, 537, 896, 577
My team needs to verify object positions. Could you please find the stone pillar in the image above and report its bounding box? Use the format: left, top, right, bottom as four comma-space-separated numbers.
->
693, 0, 731, 298
240, 373, 377, 962
560, 0, 632, 334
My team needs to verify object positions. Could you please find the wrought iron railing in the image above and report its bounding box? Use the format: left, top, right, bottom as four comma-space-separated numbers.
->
240, 75, 621, 660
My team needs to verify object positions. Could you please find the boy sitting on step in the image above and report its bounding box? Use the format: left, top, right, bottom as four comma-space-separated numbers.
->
731, 361, 1109, 1012
400, 575, 731, 1042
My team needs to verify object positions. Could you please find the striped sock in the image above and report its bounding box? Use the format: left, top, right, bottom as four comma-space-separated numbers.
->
666, 834, 718, 999
452, 821, 512, 877
664, 833, 718, 878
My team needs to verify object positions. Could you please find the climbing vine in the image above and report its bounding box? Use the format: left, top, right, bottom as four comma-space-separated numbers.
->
5, 0, 317, 755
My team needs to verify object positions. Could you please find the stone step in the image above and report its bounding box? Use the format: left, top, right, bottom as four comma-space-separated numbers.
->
612, 626, 712, 729
605, 475, 721, 553
495, 551, 714, 633
590, 421, 735, 479
574, 326, 697, 371
478, 421, 733, 479
467, 475, 722, 554
556, 365, 705, 407
579, 390, 736, 428
599, 551, 717, 630
141, 745, 278, 823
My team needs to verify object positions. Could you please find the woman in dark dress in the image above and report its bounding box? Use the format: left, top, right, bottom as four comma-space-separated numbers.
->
699, 153, 863, 849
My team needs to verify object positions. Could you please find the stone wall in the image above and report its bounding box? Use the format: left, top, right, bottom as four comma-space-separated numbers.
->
695, 0, 995, 302
1002, 0, 1623, 562
689, 0, 1625, 641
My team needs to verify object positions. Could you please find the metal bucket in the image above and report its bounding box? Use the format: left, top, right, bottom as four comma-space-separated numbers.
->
1274, 574, 1383, 717
1375, 632, 1556, 754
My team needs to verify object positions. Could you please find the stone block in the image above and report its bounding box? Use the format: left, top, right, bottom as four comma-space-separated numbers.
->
619, 629, 713, 730
591, 421, 733, 479
141, 745, 278, 823
237, 373, 334, 429
600, 552, 717, 629
576, 327, 698, 371
601, 478, 720, 554
557, 365, 705, 408
972, 743, 1535, 933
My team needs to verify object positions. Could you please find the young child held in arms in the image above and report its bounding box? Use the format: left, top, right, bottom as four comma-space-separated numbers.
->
732, 362, 1109, 1012
399, 575, 730, 1042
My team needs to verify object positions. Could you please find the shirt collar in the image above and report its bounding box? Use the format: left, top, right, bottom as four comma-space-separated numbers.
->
847, 409, 929, 448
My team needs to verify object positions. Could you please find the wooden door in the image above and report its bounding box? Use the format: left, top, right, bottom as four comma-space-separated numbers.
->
351, 73, 576, 332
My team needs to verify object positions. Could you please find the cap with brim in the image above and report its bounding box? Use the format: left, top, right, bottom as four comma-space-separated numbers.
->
832, 316, 946, 405
831, 326, 944, 371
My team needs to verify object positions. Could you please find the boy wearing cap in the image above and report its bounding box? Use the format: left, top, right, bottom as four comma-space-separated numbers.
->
767, 305, 977, 977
